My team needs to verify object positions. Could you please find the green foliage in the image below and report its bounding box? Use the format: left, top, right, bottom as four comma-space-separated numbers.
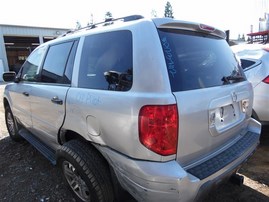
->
76, 21, 81, 29
105, 12, 113, 19
151, 9, 157, 17
164, 1, 174, 18
104, 12, 113, 26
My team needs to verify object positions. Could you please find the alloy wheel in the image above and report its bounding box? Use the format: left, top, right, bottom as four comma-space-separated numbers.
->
6, 112, 15, 136
62, 160, 90, 201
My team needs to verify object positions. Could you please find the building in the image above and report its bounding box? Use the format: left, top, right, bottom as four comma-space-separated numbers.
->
259, 13, 269, 31
0, 24, 69, 79
247, 13, 269, 44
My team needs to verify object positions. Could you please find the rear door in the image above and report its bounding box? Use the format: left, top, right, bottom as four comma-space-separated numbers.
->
158, 28, 253, 166
30, 40, 78, 149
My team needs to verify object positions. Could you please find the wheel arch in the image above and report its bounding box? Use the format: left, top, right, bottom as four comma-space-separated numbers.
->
57, 129, 108, 166
56, 129, 126, 199
3, 97, 10, 109
58, 129, 84, 145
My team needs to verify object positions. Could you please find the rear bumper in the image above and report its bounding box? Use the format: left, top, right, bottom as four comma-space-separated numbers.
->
97, 119, 261, 202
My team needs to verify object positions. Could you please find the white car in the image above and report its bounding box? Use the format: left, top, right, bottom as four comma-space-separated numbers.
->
232, 44, 269, 125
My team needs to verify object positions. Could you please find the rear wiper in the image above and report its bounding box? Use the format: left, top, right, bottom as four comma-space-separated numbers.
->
222, 75, 245, 84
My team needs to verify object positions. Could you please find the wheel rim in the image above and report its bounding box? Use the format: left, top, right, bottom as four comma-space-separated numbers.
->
6, 111, 16, 136
62, 160, 90, 201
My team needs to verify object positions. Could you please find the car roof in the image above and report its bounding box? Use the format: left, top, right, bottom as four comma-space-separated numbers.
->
37, 15, 226, 49
231, 43, 269, 59
232, 43, 269, 52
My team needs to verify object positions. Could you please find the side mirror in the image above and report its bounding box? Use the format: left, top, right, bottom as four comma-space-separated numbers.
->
2, 72, 16, 82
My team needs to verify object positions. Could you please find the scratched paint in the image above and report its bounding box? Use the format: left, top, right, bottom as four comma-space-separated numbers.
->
75, 92, 102, 106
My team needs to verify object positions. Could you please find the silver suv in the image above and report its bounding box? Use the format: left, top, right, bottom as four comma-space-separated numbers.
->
2, 15, 261, 201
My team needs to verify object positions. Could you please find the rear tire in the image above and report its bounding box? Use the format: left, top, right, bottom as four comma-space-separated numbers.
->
5, 106, 22, 141
57, 139, 114, 202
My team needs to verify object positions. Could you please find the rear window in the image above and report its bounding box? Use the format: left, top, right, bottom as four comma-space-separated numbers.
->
158, 29, 245, 92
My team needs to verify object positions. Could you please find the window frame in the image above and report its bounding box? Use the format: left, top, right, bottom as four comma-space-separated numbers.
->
39, 39, 79, 85
19, 45, 47, 83
158, 28, 246, 92
77, 30, 133, 91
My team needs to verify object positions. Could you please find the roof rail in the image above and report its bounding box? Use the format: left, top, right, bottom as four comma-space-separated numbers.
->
59, 15, 144, 38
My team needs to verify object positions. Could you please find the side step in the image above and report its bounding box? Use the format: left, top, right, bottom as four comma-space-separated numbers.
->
19, 129, 57, 165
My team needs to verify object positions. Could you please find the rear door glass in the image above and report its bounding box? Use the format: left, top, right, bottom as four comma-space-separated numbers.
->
41, 41, 74, 84
158, 29, 245, 92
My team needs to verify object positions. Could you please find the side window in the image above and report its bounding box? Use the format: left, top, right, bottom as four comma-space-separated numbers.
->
41, 41, 74, 84
64, 40, 78, 84
78, 30, 133, 91
20, 46, 46, 82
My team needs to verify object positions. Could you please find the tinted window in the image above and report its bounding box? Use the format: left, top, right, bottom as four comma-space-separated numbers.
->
41, 41, 73, 84
64, 40, 78, 83
78, 30, 132, 91
158, 29, 245, 92
20, 46, 46, 82
240, 59, 257, 70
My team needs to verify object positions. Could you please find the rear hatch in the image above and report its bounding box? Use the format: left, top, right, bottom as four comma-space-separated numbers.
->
156, 20, 252, 166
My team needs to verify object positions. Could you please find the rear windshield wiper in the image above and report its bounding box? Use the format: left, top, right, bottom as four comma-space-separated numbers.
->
222, 75, 245, 84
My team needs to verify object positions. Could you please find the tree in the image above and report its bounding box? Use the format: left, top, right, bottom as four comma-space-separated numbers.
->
151, 9, 157, 18
105, 12, 113, 20
242, 34, 245, 41
164, 1, 174, 18
76, 21, 81, 29
104, 12, 113, 26
87, 13, 94, 25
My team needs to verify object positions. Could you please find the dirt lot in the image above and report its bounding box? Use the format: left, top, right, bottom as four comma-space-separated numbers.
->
0, 83, 269, 202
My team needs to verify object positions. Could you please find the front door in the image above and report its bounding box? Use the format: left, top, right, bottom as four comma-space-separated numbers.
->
29, 40, 78, 149
30, 84, 69, 149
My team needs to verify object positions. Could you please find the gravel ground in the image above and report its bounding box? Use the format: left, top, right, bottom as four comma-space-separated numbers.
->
0, 83, 269, 202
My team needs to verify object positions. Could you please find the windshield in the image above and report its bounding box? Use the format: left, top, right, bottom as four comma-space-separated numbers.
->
158, 29, 245, 92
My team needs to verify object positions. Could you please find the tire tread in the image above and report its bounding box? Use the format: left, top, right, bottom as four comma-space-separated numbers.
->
58, 139, 114, 202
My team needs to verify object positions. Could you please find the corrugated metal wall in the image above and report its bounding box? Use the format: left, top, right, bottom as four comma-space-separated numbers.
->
0, 24, 68, 37
0, 24, 69, 73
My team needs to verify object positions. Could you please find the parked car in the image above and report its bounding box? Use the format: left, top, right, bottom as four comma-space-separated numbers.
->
232, 44, 269, 125
2, 15, 261, 202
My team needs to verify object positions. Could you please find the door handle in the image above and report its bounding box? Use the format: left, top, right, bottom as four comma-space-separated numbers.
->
22, 92, 29, 96
51, 96, 63, 105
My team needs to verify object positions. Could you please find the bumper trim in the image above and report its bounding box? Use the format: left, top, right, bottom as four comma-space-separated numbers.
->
187, 131, 259, 180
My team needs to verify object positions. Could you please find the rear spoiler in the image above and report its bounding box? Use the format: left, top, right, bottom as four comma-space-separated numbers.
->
153, 18, 226, 39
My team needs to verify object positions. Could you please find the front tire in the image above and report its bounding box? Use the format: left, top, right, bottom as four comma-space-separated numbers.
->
5, 106, 22, 141
57, 140, 114, 202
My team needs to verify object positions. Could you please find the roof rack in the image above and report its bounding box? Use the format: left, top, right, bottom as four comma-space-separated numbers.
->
59, 15, 144, 38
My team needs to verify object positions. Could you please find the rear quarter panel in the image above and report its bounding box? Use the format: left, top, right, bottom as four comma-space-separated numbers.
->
63, 89, 176, 161
63, 20, 177, 161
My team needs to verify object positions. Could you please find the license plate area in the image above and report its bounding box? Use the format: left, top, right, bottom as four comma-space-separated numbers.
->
209, 102, 244, 136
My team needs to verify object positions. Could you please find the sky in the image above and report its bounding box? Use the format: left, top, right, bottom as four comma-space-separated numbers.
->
0, 0, 268, 39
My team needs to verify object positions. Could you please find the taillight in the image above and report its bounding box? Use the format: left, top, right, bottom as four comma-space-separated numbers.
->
263, 75, 269, 84
139, 104, 178, 156
262, 46, 269, 52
